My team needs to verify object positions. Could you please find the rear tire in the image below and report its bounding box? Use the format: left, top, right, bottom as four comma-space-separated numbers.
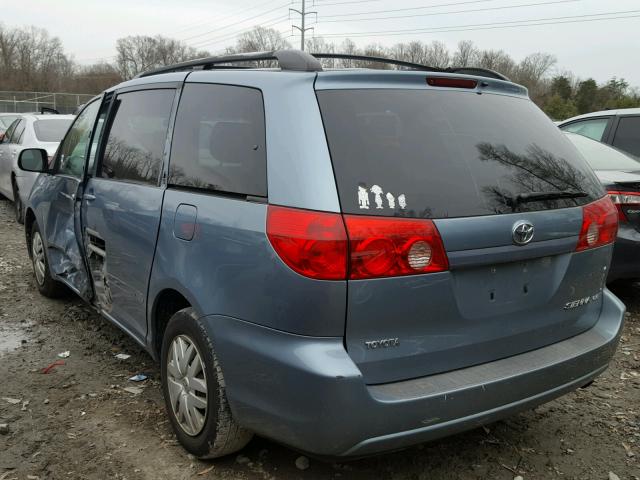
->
30, 221, 67, 298
161, 308, 253, 458
12, 181, 24, 224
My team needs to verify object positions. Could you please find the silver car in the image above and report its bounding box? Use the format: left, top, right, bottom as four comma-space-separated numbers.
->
0, 114, 74, 222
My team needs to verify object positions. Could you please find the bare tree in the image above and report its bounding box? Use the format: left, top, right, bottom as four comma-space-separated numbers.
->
452, 40, 479, 67
115, 35, 208, 79
425, 41, 450, 68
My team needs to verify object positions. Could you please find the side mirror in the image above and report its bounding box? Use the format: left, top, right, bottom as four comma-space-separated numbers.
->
18, 149, 49, 173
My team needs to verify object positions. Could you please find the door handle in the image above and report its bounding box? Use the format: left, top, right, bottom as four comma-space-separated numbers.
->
84, 194, 96, 202
59, 191, 75, 201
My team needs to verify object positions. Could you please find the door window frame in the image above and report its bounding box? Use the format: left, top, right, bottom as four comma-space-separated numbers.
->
92, 82, 182, 189
52, 96, 103, 180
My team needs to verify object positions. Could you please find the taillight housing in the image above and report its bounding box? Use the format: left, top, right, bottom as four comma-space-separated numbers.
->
267, 206, 449, 280
267, 206, 348, 280
608, 190, 640, 223
576, 196, 618, 251
344, 215, 448, 279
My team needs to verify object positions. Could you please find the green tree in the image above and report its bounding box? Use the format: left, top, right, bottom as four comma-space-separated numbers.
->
550, 75, 573, 100
543, 94, 578, 120
575, 79, 598, 114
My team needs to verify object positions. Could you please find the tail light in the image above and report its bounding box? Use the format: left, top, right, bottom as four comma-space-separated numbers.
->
343, 215, 448, 279
607, 190, 640, 222
576, 196, 618, 251
267, 206, 347, 280
267, 205, 449, 280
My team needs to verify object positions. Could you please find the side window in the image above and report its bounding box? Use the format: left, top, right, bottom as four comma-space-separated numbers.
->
57, 100, 101, 177
100, 89, 175, 185
169, 83, 267, 197
561, 118, 610, 142
612, 116, 640, 157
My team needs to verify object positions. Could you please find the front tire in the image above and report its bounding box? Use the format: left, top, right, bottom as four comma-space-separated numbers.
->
161, 308, 253, 458
30, 221, 67, 298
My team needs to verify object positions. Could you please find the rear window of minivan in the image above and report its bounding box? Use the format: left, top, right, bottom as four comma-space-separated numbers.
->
317, 89, 603, 218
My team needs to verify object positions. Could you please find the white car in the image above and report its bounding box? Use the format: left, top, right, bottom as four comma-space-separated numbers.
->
558, 108, 640, 158
0, 114, 74, 222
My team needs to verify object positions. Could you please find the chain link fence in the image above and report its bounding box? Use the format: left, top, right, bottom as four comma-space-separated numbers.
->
0, 91, 96, 114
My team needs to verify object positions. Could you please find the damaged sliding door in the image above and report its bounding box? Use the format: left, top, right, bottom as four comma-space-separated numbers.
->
43, 99, 101, 300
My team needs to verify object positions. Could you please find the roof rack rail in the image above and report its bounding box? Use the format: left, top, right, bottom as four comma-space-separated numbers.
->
135, 49, 323, 78
311, 53, 509, 80
135, 49, 510, 82
311, 53, 445, 72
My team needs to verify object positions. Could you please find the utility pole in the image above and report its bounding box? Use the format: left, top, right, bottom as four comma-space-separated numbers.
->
290, 0, 316, 51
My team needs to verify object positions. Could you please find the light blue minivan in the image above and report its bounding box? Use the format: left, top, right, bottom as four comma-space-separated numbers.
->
18, 50, 625, 459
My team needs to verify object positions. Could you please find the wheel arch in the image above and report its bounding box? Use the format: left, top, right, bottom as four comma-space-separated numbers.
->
149, 287, 195, 361
24, 207, 36, 258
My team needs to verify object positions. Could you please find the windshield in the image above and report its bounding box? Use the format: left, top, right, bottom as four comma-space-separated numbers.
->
565, 132, 640, 171
317, 89, 603, 218
0, 115, 19, 129
33, 118, 73, 142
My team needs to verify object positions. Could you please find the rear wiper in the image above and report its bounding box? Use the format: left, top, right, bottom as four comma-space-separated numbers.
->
514, 190, 588, 205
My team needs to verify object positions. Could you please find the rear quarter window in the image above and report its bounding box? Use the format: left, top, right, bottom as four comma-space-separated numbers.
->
34, 119, 73, 142
169, 83, 267, 197
318, 89, 603, 218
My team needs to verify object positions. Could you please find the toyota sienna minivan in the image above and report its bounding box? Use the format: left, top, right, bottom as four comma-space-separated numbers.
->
17, 50, 625, 459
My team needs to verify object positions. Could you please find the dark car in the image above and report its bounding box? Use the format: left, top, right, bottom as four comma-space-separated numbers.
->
16, 50, 624, 459
565, 131, 640, 282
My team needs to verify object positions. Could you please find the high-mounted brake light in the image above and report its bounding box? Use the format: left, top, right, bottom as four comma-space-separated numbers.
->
426, 77, 478, 89
576, 196, 618, 251
607, 190, 640, 223
267, 206, 450, 280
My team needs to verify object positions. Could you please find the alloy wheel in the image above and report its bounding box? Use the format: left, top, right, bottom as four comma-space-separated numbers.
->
32, 231, 46, 286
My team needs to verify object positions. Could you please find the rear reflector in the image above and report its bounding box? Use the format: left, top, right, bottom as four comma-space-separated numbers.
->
608, 190, 640, 222
344, 215, 448, 279
267, 206, 347, 280
576, 196, 618, 251
267, 206, 449, 280
427, 77, 478, 89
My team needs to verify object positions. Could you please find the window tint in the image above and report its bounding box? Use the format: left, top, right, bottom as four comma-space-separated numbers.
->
34, 118, 73, 142
561, 118, 609, 141
612, 116, 640, 157
100, 89, 174, 185
169, 83, 267, 197
318, 90, 602, 218
57, 100, 100, 177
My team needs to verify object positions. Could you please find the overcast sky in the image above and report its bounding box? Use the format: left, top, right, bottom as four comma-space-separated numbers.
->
9, 0, 640, 86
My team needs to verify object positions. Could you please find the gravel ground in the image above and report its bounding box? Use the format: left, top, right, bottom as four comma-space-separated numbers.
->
0, 197, 638, 480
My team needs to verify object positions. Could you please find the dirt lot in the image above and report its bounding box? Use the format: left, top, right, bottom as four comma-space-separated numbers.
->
0, 198, 638, 480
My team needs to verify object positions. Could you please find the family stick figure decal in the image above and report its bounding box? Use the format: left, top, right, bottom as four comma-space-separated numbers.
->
357, 185, 407, 211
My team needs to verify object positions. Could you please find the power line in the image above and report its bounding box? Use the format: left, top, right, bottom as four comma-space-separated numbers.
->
188, 15, 291, 49
319, 0, 579, 22
303, 9, 640, 37
170, 0, 281, 36
316, 0, 498, 17
180, 2, 290, 42
311, 0, 384, 5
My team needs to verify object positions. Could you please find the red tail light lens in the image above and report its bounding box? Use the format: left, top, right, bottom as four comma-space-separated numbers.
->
267, 206, 450, 280
608, 190, 640, 223
576, 196, 618, 251
267, 206, 348, 280
344, 215, 448, 279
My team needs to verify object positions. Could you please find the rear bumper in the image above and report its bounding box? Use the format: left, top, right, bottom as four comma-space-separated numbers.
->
609, 224, 640, 281
204, 288, 625, 457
